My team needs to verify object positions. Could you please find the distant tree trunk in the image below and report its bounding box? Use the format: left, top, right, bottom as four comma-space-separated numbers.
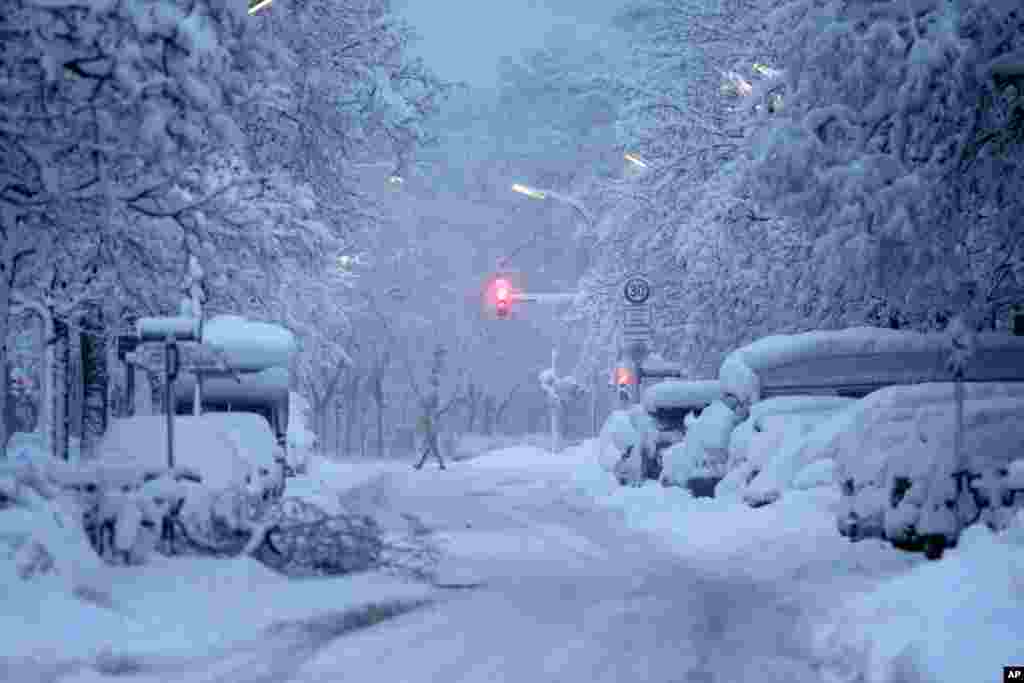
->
493, 384, 520, 435
0, 218, 36, 458
79, 316, 108, 458
343, 371, 359, 456
464, 381, 480, 433
52, 319, 71, 460
482, 394, 496, 435
373, 353, 387, 457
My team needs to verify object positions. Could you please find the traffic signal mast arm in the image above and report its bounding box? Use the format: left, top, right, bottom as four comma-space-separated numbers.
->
513, 291, 579, 305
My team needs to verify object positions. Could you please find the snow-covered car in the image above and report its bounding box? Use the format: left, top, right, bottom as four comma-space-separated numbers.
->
713, 395, 857, 503
792, 382, 1024, 557
97, 413, 284, 500
598, 380, 721, 485
659, 399, 740, 495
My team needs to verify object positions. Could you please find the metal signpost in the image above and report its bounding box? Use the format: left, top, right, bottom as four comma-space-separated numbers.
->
621, 275, 653, 403
135, 317, 200, 469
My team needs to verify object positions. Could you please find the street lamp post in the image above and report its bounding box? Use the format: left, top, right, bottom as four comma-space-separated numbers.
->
248, 0, 273, 14
511, 182, 594, 230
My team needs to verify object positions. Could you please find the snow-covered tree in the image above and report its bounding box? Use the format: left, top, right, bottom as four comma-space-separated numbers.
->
0, 0, 283, 454
573, 0, 792, 378
747, 0, 1024, 329
538, 347, 583, 453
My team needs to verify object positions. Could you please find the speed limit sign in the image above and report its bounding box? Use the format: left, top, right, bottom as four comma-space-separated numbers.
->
623, 276, 651, 304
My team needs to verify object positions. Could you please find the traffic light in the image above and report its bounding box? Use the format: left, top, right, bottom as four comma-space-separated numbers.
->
494, 278, 511, 319
614, 365, 635, 387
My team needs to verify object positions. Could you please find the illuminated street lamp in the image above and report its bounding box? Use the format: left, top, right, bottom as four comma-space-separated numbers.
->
511, 182, 592, 228
248, 0, 273, 14
511, 183, 547, 200
624, 152, 649, 169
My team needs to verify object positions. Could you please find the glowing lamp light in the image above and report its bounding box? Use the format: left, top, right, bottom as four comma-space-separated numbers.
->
248, 0, 273, 14
615, 366, 635, 386
624, 153, 649, 169
511, 183, 547, 200
493, 278, 512, 318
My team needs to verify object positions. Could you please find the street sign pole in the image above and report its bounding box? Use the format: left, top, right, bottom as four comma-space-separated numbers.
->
621, 275, 653, 403
165, 337, 179, 469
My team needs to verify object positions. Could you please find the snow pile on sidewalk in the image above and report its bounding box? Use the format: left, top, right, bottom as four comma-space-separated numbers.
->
814, 512, 1024, 683
0, 456, 111, 605
1, 554, 435, 674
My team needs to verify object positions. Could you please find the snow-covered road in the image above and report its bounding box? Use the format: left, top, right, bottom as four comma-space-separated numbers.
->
13, 448, 841, 683
283, 454, 826, 683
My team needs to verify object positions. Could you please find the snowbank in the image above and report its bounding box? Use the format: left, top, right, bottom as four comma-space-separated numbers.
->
0, 461, 111, 607
1, 554, 435, 668
202, 315, 296, 371
642, 380, 721, 413
815, 513, 1024, 683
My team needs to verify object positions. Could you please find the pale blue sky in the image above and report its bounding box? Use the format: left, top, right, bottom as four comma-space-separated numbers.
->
394, 0, 628, 88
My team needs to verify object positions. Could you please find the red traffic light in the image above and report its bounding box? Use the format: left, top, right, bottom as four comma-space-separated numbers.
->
615, 366, 635, 386
495, 279, 510, 303
492, 278, 512, 318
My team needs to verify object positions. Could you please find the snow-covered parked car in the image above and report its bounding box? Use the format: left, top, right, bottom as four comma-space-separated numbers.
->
713, 395, 857, 503
597, 405, 656, 485
660, 399, 740, 496
97, 413, 284, 500
794, 382, 1024, 556
598, 381, 721, 486
643, 380, 722, 483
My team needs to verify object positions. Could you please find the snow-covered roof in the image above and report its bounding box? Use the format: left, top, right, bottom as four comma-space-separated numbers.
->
720, 327, 1024, 404
98, 416, 251, 489
643, 380, 721, 412
748, 395, 858, 422
174, 366, 289, 407
203, 315, 296, 372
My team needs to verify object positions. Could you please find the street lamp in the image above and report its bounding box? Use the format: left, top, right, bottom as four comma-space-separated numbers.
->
510, 182, 593, 229
248, 0, 273, 14
511, 183, 547, 200
624, 153, 649, 169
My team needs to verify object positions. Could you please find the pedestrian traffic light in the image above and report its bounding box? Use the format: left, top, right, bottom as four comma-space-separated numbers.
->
494, 278, 511, 319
